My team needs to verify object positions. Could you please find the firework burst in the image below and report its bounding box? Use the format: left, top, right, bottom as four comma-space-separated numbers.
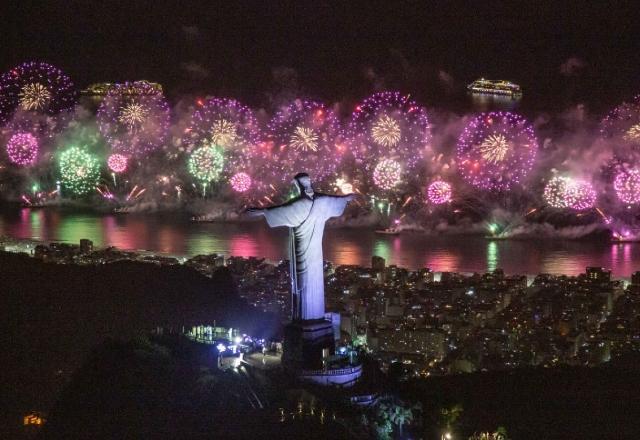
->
373, 158, 402, 190
267, 99, 342, 185
614, 168, 640, 204
543, 176, 571, 208
6, 132, 39, 166
183, 98, 261, 178
230, 171, 252, 192
566, 180, 596, 210
188, 144, 224, 184
543, 176, 596, 210
0, 62, 76, 122
97, 81, 170, 157
289, 126, 319, 152
0, 62, 76, 138
117, 103, 148, 131
334, 177, 354, 195
346, 92, 431, 193
457, 112, 537, 191
427, 180, 452, 204
602, 97, 640, 146
58, 146, 101, 196
479, 134, 510, 163
107, 154, 128, 173
210, 119, 238, 147
371, 114, 402, 147
623, 124, 640, 142
18, 83, 52, 111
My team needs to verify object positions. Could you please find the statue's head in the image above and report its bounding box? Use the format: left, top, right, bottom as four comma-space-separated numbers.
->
293, 172, 313, 198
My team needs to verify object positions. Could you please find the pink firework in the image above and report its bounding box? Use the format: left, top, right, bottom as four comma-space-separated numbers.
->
565, 179, 596, 210
427, 180, 452, 204
97, 81, 170, 158
266, 99, 342, 185
372, 158, 402, 190
614, 168, 640, 204
0, 62, 77, 137
346, 92, 431, 196
601, 96, 640, 144
107, 154, 128, 173
347, 91, 431, 173
6, 132, 38, 166
183, 97, 261, 171
230, 172, 252, 192
0, 61, 76, 123
457, 112, 538, 191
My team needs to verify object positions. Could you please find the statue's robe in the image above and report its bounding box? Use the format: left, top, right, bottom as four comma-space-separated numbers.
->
263, 193, 350, 320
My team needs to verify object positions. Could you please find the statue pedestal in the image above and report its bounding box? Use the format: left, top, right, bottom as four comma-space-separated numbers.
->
282, 319, 363, 388
282, 319, 335, 371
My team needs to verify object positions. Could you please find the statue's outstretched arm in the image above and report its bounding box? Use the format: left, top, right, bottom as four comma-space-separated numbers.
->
247, 198, 304, 228
245, 207, 265, 217
321, 193, 357, 218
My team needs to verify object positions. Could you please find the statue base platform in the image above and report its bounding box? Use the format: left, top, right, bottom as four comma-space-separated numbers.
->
282, 319, 363, 387
282, 319, 335, 371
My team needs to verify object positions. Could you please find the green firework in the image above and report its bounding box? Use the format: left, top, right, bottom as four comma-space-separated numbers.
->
59, 146, 100, 196
188, 143, 224, 183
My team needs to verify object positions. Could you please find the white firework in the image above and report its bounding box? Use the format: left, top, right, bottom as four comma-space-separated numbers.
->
118, 102, 148, 130
289, 126, 319, 152
210, 119, 238, 147
371, 114, 401, 147
18, 83, 52, 111
624, 124, 640, 142
479, 134, 510, 163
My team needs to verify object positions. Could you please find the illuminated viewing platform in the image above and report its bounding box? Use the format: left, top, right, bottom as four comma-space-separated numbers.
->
467, 78, 522, 98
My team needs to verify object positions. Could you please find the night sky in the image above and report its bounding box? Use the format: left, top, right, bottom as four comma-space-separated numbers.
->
4, 2, 640, 112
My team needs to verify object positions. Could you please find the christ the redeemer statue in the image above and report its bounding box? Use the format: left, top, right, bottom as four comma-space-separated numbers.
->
247, 173, 354, 321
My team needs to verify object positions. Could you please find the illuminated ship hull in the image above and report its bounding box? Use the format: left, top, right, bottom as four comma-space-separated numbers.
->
468, 79, 522, 98
375, 227, 400, 235
611, 234, 640, 243
611, 238, 640, 243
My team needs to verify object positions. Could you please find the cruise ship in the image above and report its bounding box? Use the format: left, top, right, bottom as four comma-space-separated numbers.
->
467, 78, 522, 98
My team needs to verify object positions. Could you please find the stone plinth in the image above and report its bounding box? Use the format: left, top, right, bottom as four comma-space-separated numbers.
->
282, 319, 334, 371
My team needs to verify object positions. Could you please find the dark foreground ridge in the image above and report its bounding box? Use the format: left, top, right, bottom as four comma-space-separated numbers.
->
5, 249, 640, 439
40, 336, 640, 439
1, 251, 278, 438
